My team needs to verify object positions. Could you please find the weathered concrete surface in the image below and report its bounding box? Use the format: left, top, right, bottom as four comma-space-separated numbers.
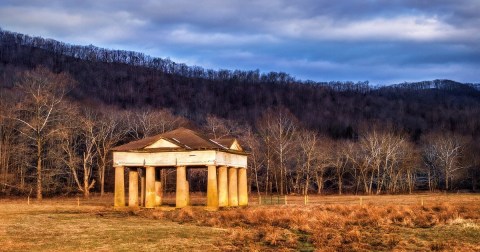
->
238, 168, 248, 206
114, 166, 125, 207
145, 166, 156, 208
140, 169, 146, 207
155, 180, 162, 206
228, 167, 238, 206
128, 168, 139, 207
113, 150, 247, 168
218, 166, 228, 207
207, 165, 219, 209
176, 166, 188, 208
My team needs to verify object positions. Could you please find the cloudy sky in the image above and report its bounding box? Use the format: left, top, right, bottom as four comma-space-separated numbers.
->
0, 0, 479, 84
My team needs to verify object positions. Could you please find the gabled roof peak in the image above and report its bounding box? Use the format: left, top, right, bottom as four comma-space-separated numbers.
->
112, 127, 245, 154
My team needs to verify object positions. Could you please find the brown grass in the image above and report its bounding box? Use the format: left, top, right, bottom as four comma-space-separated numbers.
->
151, 203, 480, 251
0, 198, 234, 251
1, 193, 479, 251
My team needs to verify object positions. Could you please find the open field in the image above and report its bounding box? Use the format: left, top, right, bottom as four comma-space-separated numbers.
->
0, 199, 233, 251
1, 193, 479, 251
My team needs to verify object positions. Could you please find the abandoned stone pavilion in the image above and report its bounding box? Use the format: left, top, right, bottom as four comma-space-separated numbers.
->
112, 127, 248, 209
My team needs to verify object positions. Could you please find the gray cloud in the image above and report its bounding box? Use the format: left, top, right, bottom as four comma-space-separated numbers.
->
0, 0, 478, 84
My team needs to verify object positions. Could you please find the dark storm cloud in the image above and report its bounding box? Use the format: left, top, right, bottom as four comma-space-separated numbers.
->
0, 0, 478, 83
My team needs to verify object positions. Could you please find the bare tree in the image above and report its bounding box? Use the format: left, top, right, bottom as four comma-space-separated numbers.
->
204, 115, 244, 139
422, 144, 440, 192
329, 140, 349, 195
356, 128, 411, 194
78, 111, 97, 197
58, 115, 82, 194
258, 108, 297, 195
12, 67, 74, 200
94, 110, 124, 196
59, 109, 97, 197
257, 119, 274, 194
464, 139, 480, 191
423, 133, 464, 191
297, 129, 319, 195
241, 126, 264, 196
0, 95, 17, 193
314, 138, 332, 195
205, 115, 228, 139
127, 108, 186, 139
357, 129, 382, 194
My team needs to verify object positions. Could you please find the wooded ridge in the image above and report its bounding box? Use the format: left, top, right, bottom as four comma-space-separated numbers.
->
0, 29, 479, 198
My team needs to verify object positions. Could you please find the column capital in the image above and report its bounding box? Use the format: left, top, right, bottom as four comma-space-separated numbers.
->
227, 166, 246, 169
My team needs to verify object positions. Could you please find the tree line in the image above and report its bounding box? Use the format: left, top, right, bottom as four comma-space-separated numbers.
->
0, 68, 479, 199
1, 29, 480, 142
0, 29, 479, 198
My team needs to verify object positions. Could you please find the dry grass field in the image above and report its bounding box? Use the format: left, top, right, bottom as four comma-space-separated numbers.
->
1, 193, 479, 251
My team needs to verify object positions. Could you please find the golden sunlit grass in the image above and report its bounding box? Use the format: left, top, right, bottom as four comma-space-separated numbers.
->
1, 193, 479, 251
0, 198, 233, 252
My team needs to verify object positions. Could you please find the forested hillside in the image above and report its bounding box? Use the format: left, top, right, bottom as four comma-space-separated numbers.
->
0, 29, 479, 198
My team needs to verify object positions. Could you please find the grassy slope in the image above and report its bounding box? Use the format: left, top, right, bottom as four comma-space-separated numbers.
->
0, 194, 479, 251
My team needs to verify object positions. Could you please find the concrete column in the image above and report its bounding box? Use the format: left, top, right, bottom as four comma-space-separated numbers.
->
128, 168, 139, 207
228, 167, 238, 206
155, 181, 162, 206
218, 166, 228, 207
176, 166, 188, 208
186, 180, 190, 206
238, 168, 248, 206
140, 169, 146, 207
155, 168, 162, 206
114, 166, 125, 207
145, 166, 156, 208
207, 165, 219, 209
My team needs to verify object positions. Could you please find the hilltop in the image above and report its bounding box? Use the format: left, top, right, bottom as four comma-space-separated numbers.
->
1, 29, 480, 140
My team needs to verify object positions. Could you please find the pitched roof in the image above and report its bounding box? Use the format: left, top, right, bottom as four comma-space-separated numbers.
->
112, 127, 245, 154
211, 138, 235, 149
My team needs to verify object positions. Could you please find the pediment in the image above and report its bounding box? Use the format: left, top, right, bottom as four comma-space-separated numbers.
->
230, 139, 243, 151
144, 138, 180, 149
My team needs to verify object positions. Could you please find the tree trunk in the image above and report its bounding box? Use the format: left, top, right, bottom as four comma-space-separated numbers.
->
265, 150, 270, 194
428, 169, 432, 192
338, 173, 342, 195
84, 186, 90, 198
99, 159, 105, 196
254, 164, 260, 196
376, 165, 382, 195
445, 167, 449, 191
315, 170, 324, 194
161, 169, 167, 193
100, 173, 105, 196
294, 171, 301, 194
368, 172, 374, 195
279, 163, 284, 195
304, 161, 310, 195
36, 141, 42, 200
